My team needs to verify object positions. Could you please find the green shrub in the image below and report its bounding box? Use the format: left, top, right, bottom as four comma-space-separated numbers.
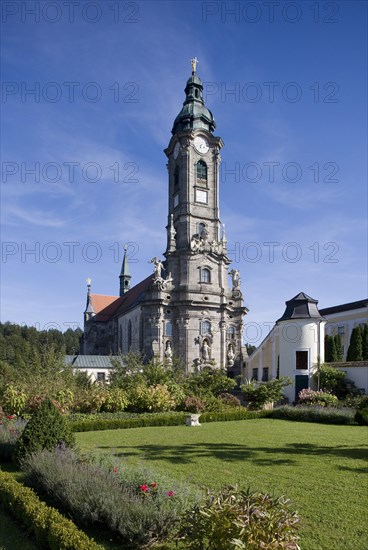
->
354, 407, 368, 426
180, 485, 300, 550
22, 447, 198, 548
0, 415, 26, 461
268, 405, 355, 425
14, 397, 75, 465
201, 410, 267, 423
100, 387, 129, 412
0, 471, 103, 549
218, 392, 242, 408
298, 388, 338, 407
241, 377, 292, 408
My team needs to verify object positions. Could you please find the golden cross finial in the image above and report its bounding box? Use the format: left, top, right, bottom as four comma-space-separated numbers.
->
191, 57, 198, 73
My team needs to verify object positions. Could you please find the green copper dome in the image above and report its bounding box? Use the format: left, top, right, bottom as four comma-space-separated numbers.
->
172, 71, 216, 135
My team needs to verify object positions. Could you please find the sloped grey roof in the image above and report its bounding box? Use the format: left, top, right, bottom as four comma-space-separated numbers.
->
276, 292, 325, 323
64, 355, 123, 369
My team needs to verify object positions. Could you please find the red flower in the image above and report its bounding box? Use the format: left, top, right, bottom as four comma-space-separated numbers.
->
167, 490, 174, 497
7, 415, 15, 420
139, 484, 149, 492
113, 467, 118, 473
151, 482, 157, 488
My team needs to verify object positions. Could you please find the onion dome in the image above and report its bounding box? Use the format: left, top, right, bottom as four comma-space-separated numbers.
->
172, 65, 215, 135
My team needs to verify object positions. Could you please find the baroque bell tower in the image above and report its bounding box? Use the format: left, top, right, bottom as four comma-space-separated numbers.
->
155, 59, 248, 374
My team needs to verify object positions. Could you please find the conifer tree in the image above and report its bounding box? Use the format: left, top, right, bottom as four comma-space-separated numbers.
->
14, 397, 75, 465
325, 335, 337, 362
362, 324, 368, 361
334, 334, 343, 362
346, 326, 363, 362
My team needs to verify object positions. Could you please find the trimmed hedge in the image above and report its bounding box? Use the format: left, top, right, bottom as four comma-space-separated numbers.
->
0, 471, 103, 550
69, 412, 187, 432
267, 406, 355, 425
69, 410, 267, 432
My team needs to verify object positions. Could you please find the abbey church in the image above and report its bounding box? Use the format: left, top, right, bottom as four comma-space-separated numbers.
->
80, 60, 248, 375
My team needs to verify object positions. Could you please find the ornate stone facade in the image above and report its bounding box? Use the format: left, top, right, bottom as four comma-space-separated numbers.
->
81, 64, 248, 374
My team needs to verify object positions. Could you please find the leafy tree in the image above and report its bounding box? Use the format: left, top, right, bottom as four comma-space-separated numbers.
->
14, 397, 75, 465
245, 344, 257, 356
324, 335, 337, 362
334, 334, 344, 362
362, 324, 368, 361
346, 326, 363, 361
185, 369, 236, 397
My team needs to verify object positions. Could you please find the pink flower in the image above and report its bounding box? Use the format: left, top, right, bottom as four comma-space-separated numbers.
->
167, 490, 174, 497
139, 484, 150, 493
113, 467, 118, 473
151, 482, 157, 488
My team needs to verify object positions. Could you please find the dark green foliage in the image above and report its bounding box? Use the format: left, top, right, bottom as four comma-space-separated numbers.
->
268, 405, 355, 425
22, 448, 197, 548
334, 334, 344, 361
0, 471, 103, 549
346, 326, 363, 361
362, 324, 368, 360
180, 485, 300, 550
245, 344, 257, 356
325, 334, 337, 362
14, 398, 75, 464
184, 368, 236, 397
314, 365, 347, 399
354, 407, 368, 426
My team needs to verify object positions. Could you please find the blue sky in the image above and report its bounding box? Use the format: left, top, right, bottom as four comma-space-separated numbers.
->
1, 0, 367, 345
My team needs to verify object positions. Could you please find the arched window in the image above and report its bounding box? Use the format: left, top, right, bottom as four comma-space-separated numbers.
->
174, 166, 179, 187
165, 321, 173, 336
227, 325, 235, 340
200, 268, 211, 283
128, 321, 132, 349
196, 160, 207, 182
201, 320, 211, 335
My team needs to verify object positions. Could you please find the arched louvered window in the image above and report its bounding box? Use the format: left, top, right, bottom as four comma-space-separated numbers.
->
197, 160, 207, 182
174, 166, 179, 187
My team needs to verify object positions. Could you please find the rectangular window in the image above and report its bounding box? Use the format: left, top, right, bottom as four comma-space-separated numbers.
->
97, 372, 106, 382
296, 351, 308, 370
252, 368, 258, 381
262, 367, 269, 382
195, 189, 208, 204
338, 326, 345, 335
173, 193, 179, 208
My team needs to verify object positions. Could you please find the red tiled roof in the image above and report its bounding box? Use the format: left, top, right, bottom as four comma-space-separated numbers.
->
91, 294, 119, 314
92, 274, 154, 322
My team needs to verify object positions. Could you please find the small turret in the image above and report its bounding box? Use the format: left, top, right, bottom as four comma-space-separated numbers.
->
119, 244, 131, 296
84, 277, 95, 322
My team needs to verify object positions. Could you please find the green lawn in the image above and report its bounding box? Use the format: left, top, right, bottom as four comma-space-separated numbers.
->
76, 418, 368, 550
0, 508, 37, 550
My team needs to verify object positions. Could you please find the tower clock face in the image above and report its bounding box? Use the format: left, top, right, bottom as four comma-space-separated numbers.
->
193, 136, 209, 154
173, 142, 180, 159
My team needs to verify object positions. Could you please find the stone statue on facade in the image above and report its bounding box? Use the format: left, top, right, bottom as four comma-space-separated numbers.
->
149, 257, 164, 279
202, 339, 211, 361
227, 344, 235, 367
164, 341, 173, 364
229, 268, 241, 290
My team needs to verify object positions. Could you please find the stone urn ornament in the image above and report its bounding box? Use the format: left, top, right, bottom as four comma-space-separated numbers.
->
184, 396, 204, 427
